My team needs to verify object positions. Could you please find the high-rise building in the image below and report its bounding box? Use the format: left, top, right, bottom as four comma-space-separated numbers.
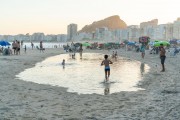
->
127, 25, 140, 41
67, 24, 77, 41
173, 18, 180, 39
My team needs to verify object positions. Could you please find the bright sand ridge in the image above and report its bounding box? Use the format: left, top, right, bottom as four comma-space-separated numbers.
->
0, 48, 180, 120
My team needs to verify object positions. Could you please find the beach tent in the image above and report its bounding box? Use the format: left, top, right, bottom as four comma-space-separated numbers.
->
153, 41, 170, 47
0, 40, 11, 46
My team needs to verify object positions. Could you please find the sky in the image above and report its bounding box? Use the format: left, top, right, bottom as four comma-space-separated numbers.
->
0, 0, 180, 35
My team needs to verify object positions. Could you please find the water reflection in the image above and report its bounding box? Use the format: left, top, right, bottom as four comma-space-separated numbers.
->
63, 65, 65, 69
104, 82, 111, 95
16, 53, 150, 95
104, 88, 110, 95
79, 52, 82, 59
140, 63, 145, 76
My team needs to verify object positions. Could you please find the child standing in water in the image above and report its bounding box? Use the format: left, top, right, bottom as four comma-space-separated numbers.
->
101, 55, 113, 82
62, 59, 65, 66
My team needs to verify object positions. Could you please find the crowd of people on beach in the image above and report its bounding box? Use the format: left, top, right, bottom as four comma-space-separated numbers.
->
0, 46, 12, 55
0, 40, 22, 55
61, 41, 170, 81
0, 40, 48, 56
1, 39, 178, 76
1, 38, 178, 96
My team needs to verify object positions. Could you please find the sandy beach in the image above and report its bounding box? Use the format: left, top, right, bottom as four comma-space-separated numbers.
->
0, 47, 180, 120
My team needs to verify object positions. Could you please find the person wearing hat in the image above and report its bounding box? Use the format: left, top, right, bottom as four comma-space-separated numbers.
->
159, 44, 166, 72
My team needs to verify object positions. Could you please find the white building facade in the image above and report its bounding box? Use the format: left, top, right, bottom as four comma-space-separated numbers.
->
173, 19, 180, 39
67, 24, 78, 41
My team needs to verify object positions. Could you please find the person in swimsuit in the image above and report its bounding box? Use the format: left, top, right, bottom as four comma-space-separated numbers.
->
101, 55, 113, 82
62, 59, 65, 66
140, 44, 145, 59
62, 59, 65, 69
159, 44, 166, 72
115, 51, 118, 60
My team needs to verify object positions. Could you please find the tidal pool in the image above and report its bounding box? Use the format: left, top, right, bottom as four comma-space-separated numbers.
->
16, 53, 150, 95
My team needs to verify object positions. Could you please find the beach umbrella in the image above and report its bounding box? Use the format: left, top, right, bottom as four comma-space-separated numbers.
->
74, 43, 81, 47
115, 42, 120, 45
82, 42, 91, 47
104, 43, 110, 47
139, 36, 150, 43
148, 41, 154, 46
107, 42, 115, 45
154, 40, 160, 42
123, 40, 129, 44
98, 43, 103, 47
177, 40, 180, 44
153, 41, 170, 47
0, 40, 11, 46
127, 41, 135, 46
169, 39, 177, 44
149, 40, 160, 46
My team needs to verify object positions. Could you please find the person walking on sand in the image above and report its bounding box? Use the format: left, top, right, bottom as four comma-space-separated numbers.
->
62, 59, 65, 66
31, 42, 34, 50
159, 44, 166, 72
16, 41, 20, 55
79, 44, 83, 59
140, 44, 145, 59
24, 45, 27, 53
101, 55, 113, 82
40, 41, 44, 52
12, 41, 17, 55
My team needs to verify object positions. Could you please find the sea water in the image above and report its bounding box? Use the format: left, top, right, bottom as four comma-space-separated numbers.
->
9, 42, 67, 48
16, 53, 150, 95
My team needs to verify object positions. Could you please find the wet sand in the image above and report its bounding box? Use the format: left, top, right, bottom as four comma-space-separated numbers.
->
0, 48, 180, 119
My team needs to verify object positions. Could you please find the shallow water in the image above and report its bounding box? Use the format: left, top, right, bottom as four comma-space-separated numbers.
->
16, 53, 150, 95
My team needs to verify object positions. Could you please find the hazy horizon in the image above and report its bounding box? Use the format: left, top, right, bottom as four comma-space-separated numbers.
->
0, 0, 180, 35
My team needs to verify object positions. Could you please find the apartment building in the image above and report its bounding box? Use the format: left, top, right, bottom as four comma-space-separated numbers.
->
173, 18, 180, 39
67, 24, 78, 41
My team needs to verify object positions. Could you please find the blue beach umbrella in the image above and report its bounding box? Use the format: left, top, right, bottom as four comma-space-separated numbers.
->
169, 39, 177, 44
0, 40, 11, 46
127, 41, 135, 46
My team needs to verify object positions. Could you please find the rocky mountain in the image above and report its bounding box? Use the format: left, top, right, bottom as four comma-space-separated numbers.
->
79, 15, 127, 33
140, 19, 158, 28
